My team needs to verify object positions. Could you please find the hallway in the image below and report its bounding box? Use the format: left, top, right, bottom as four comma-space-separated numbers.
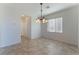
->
0, 37, 79, 55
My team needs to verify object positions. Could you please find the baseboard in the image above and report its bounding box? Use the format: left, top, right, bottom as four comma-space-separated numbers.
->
0, 41, 21, 48
42, 37, 78, 48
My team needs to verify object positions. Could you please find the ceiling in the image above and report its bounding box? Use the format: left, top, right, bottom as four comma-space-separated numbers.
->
5, 3, 78, 17
43, 3, 78, 15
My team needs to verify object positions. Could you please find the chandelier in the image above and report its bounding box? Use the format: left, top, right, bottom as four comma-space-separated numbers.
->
36, 3, 48, 23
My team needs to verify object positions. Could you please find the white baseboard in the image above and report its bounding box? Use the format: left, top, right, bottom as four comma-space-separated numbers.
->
0, 40, 21, 48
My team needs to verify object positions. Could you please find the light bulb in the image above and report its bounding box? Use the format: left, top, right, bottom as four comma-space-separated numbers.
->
42, 19, 48, 23
42, 19, 45, 22
45, 20, 48, 23
36, 19, 41, 23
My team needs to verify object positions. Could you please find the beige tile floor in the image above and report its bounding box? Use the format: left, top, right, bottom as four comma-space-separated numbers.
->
0, 37, 79, 55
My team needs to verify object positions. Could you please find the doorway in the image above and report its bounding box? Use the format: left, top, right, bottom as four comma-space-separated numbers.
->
21, 15, 30, 38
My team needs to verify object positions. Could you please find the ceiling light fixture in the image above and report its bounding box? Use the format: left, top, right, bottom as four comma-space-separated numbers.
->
36, 3, 48, 23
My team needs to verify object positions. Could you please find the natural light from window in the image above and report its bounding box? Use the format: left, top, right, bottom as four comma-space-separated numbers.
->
47, 17, 63, 33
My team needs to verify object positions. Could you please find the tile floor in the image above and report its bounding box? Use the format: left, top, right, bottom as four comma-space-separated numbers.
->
0, 37, 79, 55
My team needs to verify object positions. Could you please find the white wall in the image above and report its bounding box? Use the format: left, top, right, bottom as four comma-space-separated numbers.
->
0, 4, 21, 47
76, 5, 79, 48
0, 4, 6, 47
41, 6, 79, 46
31, 16, 41, 39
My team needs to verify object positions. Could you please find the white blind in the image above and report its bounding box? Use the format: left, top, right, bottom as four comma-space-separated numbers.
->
47, 19, 56, 32
56, 17, 63, 33
47, 17, 63, 33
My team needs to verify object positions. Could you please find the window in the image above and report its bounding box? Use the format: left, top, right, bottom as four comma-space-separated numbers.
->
56, 17, 63, 33
47, 17, 63, 33
47, 19, 56, 32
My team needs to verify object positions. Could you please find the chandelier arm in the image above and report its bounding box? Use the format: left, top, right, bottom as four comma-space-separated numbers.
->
40, 3, 43, 18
